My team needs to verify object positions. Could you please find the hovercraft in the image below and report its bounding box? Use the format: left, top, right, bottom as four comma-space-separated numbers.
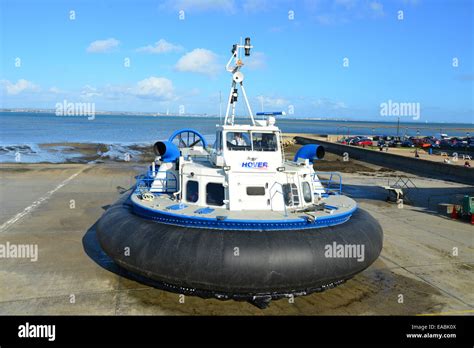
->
96, 38, 383, 308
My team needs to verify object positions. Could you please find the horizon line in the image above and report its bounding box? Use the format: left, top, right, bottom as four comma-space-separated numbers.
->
1, 108, 473, 125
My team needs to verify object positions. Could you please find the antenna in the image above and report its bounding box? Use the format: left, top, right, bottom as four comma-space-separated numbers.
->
219, 90, 222, 124
223, 37, 254, 126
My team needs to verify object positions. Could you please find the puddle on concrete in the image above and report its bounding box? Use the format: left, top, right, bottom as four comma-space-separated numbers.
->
113, 259, 443, 315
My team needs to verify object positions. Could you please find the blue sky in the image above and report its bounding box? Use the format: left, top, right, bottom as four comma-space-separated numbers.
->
0, 0, 472, 122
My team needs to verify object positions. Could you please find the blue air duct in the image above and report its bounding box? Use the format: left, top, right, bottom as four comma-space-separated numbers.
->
293, 144, 325, 163
153, 141, 180, 162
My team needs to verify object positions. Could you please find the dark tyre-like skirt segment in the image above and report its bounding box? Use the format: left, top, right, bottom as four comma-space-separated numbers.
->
96, 194, 383, 303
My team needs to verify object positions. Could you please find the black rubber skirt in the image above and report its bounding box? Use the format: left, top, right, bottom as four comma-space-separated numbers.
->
96, 194, 383, 303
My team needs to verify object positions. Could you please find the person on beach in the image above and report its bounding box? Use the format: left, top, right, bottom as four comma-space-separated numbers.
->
465, 161, 471, 168
414, 148, 420, 158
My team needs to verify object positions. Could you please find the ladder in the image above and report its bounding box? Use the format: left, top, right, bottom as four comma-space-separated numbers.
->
285, 174, 300, 206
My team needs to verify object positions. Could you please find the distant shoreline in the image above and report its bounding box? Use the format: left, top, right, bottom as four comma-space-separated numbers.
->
1, 110, 473, 129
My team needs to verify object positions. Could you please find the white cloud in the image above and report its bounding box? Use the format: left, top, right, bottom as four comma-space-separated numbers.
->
369, 1, 384, 17
160, 0, 236, 13
132, 77, 174, 101
242, 0, 273, 13
72, 78, 175, 102
86, 38, 120, 53
49, 87, 64, 94
258, 96, 289, 108
1, 79, 39, 95
136, 39, 183, 54
335, 0, 357, 9
100, 84, 131, 100
81, 85, 102, 99
175, 48, 221, 76
245, 51, 267, 70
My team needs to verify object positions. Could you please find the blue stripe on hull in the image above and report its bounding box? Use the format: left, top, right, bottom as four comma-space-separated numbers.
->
131, 202, 357, 231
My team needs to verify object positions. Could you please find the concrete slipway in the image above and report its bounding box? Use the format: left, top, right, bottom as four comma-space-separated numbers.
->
0, 154, 472, 315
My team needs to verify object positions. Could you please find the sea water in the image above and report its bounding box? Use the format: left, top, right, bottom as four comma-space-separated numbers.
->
0, 112, 472, 163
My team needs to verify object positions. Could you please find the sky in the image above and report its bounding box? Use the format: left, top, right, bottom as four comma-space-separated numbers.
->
0, 0, 473, 123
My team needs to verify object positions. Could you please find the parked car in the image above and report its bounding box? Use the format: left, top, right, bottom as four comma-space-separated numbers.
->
411, 137, 435, 148
467, 138, 474, 149
339, 136, 354, 145
449, 137, 462, 147
378, 136, 396, 147
340, 136, 361, 145
453, 139, 469, 149
392, 136, 403, 147
440, 139, 451, 148
401, 139, 415, 147
348, 137, 363, 145
353, 138, 373, 147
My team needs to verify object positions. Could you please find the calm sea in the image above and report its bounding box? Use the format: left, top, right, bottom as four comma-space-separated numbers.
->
0, 112, 472, 163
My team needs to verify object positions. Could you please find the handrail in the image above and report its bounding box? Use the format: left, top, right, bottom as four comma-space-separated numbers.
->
135, 170, 178, 194
312, 171, 342, 195
269, 181, 288, 217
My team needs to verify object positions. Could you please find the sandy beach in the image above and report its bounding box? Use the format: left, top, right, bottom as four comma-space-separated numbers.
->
0, 139, 472, 315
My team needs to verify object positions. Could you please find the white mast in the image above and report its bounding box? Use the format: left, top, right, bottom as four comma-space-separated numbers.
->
223, 37, 255, 126
219, 90, 222, 124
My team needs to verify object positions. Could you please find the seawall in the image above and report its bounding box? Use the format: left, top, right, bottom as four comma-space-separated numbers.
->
295, 136, 474, 186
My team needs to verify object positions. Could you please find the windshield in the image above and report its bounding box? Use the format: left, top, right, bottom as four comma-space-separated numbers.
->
225, 131, 278, 151
226, 131, 251, 151
252, 132, 278, 151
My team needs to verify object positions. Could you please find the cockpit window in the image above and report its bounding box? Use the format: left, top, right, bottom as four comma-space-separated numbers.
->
226, 132, 251, 151
252, 132, 277, 151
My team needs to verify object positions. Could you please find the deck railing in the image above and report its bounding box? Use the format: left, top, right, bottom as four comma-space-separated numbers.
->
135, 170, 178, 194
312, 171, 342, 195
